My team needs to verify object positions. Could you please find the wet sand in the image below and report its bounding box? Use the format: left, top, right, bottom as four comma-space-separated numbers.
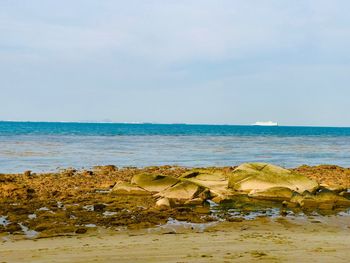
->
1, 217, 350, 263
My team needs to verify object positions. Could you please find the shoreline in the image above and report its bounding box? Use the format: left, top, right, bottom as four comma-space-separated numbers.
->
1, 164, 350, 262
2, 217, 350, 262
1, 164, 350, 231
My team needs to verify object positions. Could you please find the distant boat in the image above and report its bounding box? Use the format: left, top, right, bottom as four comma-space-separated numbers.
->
252, 121, 278, 126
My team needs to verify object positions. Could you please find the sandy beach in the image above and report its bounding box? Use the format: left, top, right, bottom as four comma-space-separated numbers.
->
2, 217, 350, 263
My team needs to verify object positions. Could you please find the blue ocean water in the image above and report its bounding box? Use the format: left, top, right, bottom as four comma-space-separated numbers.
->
1, 121, 350, 173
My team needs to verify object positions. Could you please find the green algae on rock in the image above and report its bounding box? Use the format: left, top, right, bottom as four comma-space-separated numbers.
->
155, 181, 205, 200
112, 182, 150, 195
2, 164, 350, 239
131, 173, 179, 193
228, 163, 319, 194
156, 197, 172, 208
290, 189, 350, 209
248, 187, 295, 202
180, 169, 232, 199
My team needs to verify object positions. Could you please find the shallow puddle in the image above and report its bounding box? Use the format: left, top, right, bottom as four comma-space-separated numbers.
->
0, 216, 10, 227
149, 218, 218, 234
19, 223, 38, 238
208, 200, 350, 221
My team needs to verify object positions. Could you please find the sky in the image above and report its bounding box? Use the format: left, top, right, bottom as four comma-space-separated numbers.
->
1, 0, 350, 126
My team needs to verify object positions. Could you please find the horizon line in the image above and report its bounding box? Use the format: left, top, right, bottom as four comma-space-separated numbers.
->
1, 120, 350, 128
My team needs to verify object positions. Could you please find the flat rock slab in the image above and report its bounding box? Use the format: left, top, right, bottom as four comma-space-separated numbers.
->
112, 182, 150, 195
181, 169, 227, 181
228, 163, 319, 194
248, 187, 294, 202
131, 174, 179, 193
291, 190, 350, 208
180, 169, 229, 196
155, 181, 205, 200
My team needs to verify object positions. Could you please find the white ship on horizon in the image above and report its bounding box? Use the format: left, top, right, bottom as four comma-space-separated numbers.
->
252, 121, 278, 126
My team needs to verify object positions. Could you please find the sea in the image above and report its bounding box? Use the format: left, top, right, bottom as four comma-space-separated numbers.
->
1, 121, 350, 173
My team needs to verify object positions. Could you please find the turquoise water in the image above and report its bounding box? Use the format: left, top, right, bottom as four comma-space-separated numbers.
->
1, 121, 350, 173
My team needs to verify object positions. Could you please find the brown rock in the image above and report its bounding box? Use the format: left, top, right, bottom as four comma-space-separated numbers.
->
24, 170, 32, 177
5, 223, 21, 233
75, 228, 87, 234
93, 203, 106, 212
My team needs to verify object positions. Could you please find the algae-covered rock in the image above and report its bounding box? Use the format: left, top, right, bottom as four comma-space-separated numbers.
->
112, 182, 150, 195
155, 181, 205, 200
211, 191, 247, 204
229, 163, 319, 194
339, 190, 350, 199
181, 169, 229, 198
248, 187, 294, 202
131, 174, 179, 193
185, 198, 204, 205
290, 189, 350, 209
320, 184, 346, 193
315, 190, 350, 207
156, 198, 172, 208
181, 169, 227, 181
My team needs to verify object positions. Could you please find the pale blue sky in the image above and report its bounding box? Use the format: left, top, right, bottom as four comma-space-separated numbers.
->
1, 0, 350, 126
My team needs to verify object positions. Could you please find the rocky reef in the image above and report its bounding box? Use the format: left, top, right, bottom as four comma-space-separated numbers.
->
1, 163, 350, 238
116, 163, 350, 210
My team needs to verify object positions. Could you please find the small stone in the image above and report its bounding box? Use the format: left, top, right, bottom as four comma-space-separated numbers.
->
26, 188, 36, 199
26, 188, 35, 194
75, 228, 87, 234
280, 209, 288, 216
24, 170, 31, 177
227, 217, 244, 222
156, 198, 171, 208
93, 204, 106, 212
83, 171, 93, 176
